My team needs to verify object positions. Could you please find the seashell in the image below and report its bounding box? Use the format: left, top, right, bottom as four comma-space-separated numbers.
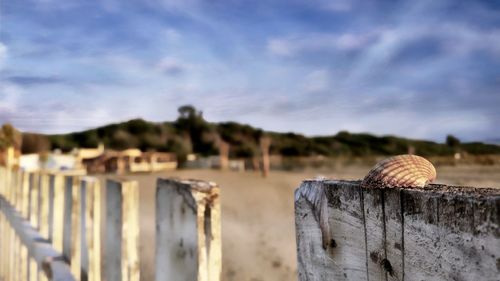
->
362, 155, 436, 188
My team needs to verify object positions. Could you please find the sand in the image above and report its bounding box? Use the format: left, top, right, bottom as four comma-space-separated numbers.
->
98, 165, 500, 281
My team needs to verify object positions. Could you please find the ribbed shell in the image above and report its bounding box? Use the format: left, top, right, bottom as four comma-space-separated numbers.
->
362, 155, 436, 188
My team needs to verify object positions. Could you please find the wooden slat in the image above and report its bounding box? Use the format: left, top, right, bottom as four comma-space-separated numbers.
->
52, 174, 66, 253
10, 223, 17, 281
105, 179, 123, 281
40, 173, 51, 239
21, 243, 29, 281
121, 180, 140, 281
105, 179, 140, 281
22, 172, 30, 218
62, 176, 74, 261
48, 174, 55, 243
155, 178, 221, 281
70, 176, 82, 281
83, 177, 102, 281
21, 242, 29, 281
6, 208, 12, 279
0, 212, 5, 279
29, 257, 38, 281
30, 172, 40, 229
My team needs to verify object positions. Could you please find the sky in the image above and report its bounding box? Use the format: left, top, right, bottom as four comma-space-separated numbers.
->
0, 0, 499, 142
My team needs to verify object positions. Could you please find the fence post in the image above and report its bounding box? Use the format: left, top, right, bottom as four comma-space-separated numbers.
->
29, 172, 40, 229
21, 171, 30, 218
155, 179, 221, 281
40, 172, 51, 239
105, 179, 140, 281
70, 176, 82, 281
294, 180, 500, 281
82, 177, 102, 281
52, 174, 66, 253
13, 168, 22, 281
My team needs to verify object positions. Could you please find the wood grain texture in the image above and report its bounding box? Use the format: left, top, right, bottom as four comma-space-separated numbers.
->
70, 176, 82, 281
29, 172, 40, 229
83, 177, 102, 281
22, 172, 30, 218
104, 179, 141, 281
40, 173, 50, 239
295, 181, 367, 281
295, 180, 500, 281
52, 174, 65, 253
155, 178, 221, 281
122, 180, 140, 281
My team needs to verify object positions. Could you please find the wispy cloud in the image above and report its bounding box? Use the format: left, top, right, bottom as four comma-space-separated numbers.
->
0, 42, 7, 70
1, 0, 499, 141
267, 31, 378, 57
157, 57, 189, 76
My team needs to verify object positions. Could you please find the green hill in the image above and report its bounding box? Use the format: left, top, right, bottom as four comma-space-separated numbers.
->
43, 106, 500, 159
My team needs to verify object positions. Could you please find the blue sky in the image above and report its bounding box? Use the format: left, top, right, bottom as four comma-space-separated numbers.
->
1, 0, 499, 142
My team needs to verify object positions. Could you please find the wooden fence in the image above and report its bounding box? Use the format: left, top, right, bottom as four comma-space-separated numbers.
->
294, 180, 499, 281
0, 166, 221, 281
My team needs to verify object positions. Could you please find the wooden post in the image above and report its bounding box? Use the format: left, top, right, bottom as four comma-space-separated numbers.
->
21, 171, 30, 218
260, 136, 271, 178
63, 176, 74, 261
155, 179, 221, 281
0, 211, 5, 279
218, 139, 229, 170
52, 174, 66, 253
20, 242, 29, 281
40, 173, 50, 239
0, 212, 3, 279
70, 176, 82, 281
82, 177, 102, 281
105, 179, 140, 281
295, 180, 500, 281
29, 172, 40, 229
12, 169, 22, 281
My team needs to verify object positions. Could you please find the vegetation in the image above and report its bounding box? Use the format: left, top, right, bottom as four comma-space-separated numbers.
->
0, 124, 22, 150
3, 106, 498, 159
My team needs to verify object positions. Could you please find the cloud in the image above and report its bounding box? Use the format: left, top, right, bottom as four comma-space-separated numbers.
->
0, 42, 7, 70
163, 28, 181, 43
2, 0, 499, 141
0, 82, 22, 123
4, 75, 66, 86
157, 57, 189, 76
322, 0, 353, 12
267, 31, 379, 57
302, 69, 330, 93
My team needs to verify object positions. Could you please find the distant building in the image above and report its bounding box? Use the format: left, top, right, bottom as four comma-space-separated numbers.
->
19, 152, 87, 174
185, 154, 246, 171
82, 149, 177, 174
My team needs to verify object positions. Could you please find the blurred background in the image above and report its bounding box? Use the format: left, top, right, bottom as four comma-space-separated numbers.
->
1, 0, 499, 280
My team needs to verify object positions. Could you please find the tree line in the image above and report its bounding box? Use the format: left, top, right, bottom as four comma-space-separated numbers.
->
3, 106, 500, 161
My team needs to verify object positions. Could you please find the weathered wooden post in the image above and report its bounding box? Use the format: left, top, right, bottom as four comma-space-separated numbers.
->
52, 173, 66, 253
294, 180, 500, 281
80, 177, 102, 281
12, 168, 22, 281
155, 179, 221, 281
70, 176, 82, 281
105, 179, 140, 281
40, 172, 51, 239
218, 139, 229, 170
260, 136, 271, 178
29, 172, 40, 229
